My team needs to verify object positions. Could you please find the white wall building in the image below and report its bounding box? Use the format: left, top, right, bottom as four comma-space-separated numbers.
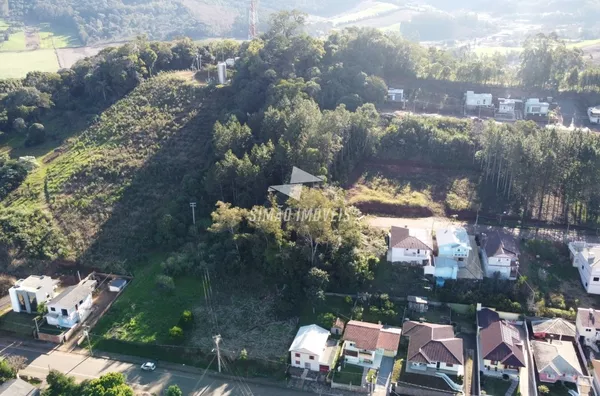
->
9, 275, 57, 314
465, 91, 492, 109
387, 88, 404, 102
481, 230, 520, 280
46, 279, 96, 328
498, 98, 517, 115
289, 324, 331, 372
525, 98, 550, 116
576, 308, 600, 346
589, 106, 600, 124
569, 242, 600, 294
217, 62, 227, 84
387, 226, 433, 271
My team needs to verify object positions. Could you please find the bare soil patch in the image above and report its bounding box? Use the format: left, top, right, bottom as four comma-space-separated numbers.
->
25, 28, 40, 50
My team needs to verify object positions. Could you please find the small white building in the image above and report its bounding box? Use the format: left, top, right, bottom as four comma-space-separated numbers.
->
525, 98, 550, 116
289, 324, 332, 372
9, 275, 58, 314
568, 241, 600, 294
588, 106, 600, 124
108, 278, 127, 293
465, 91, 492, 109
387, 226, 433, 269
225, 58, 236, 67
498, 98, 517, 115
46, 279, 97, 328
576, 308, 600, 346
217, 62, 227, 84
387, 88, 404, 103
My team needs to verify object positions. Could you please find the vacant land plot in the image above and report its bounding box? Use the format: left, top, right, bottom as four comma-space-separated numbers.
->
329, 1, 400, 26
347, 161, 479, 218
480, 376, 512, 395
0, 49, 59, 78
93, 259, 297, 362
0, 309, 37, 336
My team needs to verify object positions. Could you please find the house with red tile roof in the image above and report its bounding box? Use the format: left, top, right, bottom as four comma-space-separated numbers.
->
342, 320, 401, 369
402, 321, 464, 376
387, 227, 433, 271
477, 307, 525, 379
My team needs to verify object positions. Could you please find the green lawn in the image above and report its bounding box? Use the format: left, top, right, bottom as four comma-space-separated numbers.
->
39, 23, 81, 48
0, 310, 37, 336
481, 377, 513, 396
333, 363, 364, 386
0, 30, 26, 51
92, 256, 204, 343
0, 19, 8, 30
0, 49, 59, 78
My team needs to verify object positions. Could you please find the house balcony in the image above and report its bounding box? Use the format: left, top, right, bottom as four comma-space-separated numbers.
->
406, 362, 464, 377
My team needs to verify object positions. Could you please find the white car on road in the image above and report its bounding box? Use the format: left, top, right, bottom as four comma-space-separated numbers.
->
141, 362, 156, 371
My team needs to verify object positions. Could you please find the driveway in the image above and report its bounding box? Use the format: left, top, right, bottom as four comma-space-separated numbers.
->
0, 339, 307, 396
374, 356, 394, 395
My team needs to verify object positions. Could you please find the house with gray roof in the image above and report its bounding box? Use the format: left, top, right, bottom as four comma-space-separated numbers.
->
531, 339, 584, 384
402, 321, 464, 376
45, 279, 97, 328
531, 317, 576, 341
481, 230, 520, 280
387, 227, 433, 271
477, 307, 525, 379
0, 378, 40, 395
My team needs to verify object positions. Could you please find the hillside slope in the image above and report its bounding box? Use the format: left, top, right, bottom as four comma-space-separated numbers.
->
0, 72, 230, 271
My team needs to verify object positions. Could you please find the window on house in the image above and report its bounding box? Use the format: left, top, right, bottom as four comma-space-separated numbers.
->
587, 328, 592, 332
586, 282, 588, 287
295, 353, 300, 358
417, 249, 420, 254
295, 360, 300, 365
61, 309, 68, 316
491, 361, 498, 365
50, 307, 55, 312
483, 99, 486, 105
80, 300, 84, 304
447, 364, 453, 368
595, 277, 600, 282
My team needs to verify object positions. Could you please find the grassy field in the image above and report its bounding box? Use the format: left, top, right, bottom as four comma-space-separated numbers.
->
0, 309, 37, 336
333, 363, 364, 385
92, 256, 202, 344
347, 162, 479, 217
330, 1, 399, 26
481, 377, 513, 395
0, 49, 59, 78
0, 31, 26, 51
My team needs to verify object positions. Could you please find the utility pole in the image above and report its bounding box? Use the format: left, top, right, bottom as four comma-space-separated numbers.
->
190, 202, 197, 225
213, 334, 222, 373
84, 326, 93, 356
475, 206, 480, 228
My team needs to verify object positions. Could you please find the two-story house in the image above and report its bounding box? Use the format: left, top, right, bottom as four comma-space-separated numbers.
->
465, 91, 492, 110
8, 275, 58, 314
576, 308, 600, 347
569, 242, 600, 294
342, 320, 401, 370
289, 324, 336, 372
402, 321, 464, 376
481, 230, 520, 280
45, 279, 96, 328
434, 227, 472, 284
477, 307, 525, 379
387, 226, 434, 273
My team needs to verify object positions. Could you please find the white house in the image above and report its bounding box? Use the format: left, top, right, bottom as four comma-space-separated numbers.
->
387, 88, 404, 103
481, 230, 520, 280
46, 279, 96, 328
588, 106, 600, 124
576, 308, 600, 346
465, 91, 492, 109
0, 378, 41, 396
289, 324, 335, 372
568, 242, 600, 294
531, 339, 583, 384
498, 98, 517, 116
525, 98, 550, 116
217, 62, 227, 84
402, 321, 464, 377
387, 226, 433, 272
225, 58, 236, 67
9, 275, 58, 314
342, 320, 401, 370
435, 227, 471, 259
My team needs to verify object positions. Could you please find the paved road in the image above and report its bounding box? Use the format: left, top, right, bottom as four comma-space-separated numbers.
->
367, 216, 600, 244
0, 340, 305, 396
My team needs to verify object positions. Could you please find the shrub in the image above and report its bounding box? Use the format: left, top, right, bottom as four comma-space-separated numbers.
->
166, 385, 183, 396
317, 312, 336, 329
169, 326, 184, 341
352, 306, 363, 321
538, 385, 550, 395
155, 275, 175, 293
344, 296, 352, 305
179, 310, 193, 328
25, 123, 45, 147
